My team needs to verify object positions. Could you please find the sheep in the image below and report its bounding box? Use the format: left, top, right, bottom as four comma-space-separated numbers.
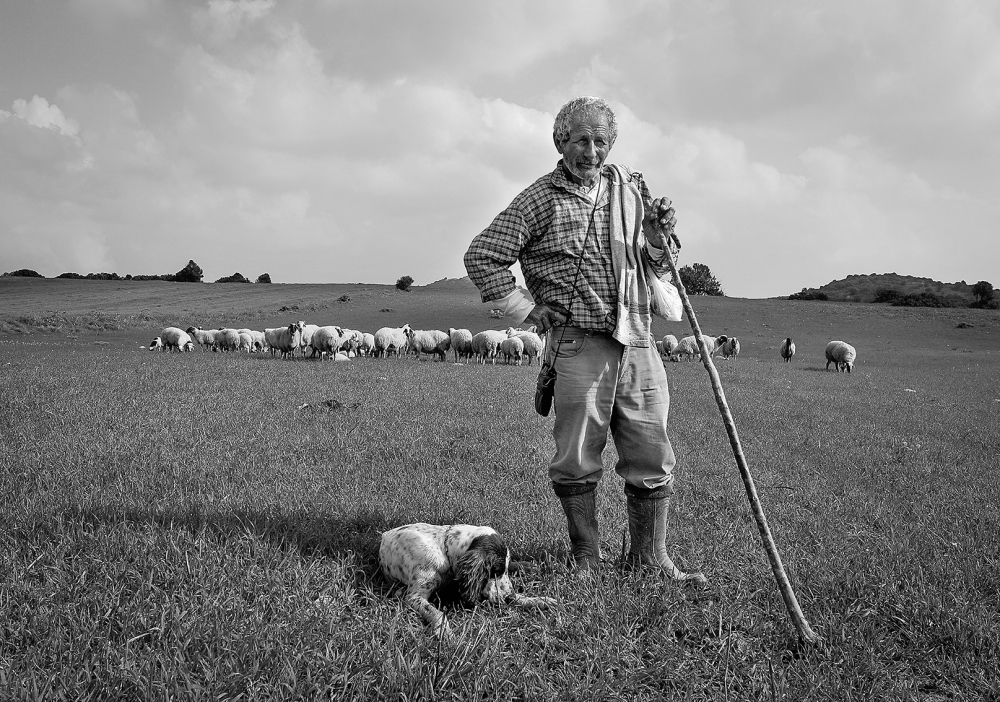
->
182, 341, 194, 352
311, 326, 346, 358
149, 337, 163, 351
236, 329, 266, 353
158, 327, 193, 352
373, 325, 411, 358
672, 334, 728, 361
505, 327, 544, 366
339, 329, 365, 355
297, 323, 322, 357
264, 322, 305, 359
237, 332, 254, 353
825, 341, 857, 373
499, 335, 524, 365
717, 337, 740, 360
185, 326, 218, 351
213, 328, 241, 353
404, 328, 451, 362
658, 334, 679, 361
359, 332, 375, 356
449, 328, 474, 362
780, 337, 795, 363
471, 330, 506, 365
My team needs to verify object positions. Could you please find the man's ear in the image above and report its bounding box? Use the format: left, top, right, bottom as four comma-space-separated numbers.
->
552, 133, 564, 155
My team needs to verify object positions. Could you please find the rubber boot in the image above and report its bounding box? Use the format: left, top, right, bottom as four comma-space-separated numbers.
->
553, 483, 601, 571
625, 485, 706, 584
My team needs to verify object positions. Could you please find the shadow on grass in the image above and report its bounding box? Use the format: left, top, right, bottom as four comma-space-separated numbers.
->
39, 503, 392, 577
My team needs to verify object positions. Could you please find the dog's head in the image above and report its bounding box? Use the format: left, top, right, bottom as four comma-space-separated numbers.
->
453, 533, 513, 606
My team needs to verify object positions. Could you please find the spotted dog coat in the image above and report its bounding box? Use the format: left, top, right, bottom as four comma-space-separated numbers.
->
379, 523, 556, 636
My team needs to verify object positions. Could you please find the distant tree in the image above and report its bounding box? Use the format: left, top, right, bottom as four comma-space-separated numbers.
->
678, 263, 724, 296
971, 281, 995, 308
85, 272, 122, 281
256, 273, 272, 284
174, 260, 204, 283
396, 275, 414, 292
215, 272, 251, 283
57, 272, 84, 279
3, 269, 44, 278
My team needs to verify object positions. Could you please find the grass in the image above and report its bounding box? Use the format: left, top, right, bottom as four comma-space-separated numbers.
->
1, 285, 999, 700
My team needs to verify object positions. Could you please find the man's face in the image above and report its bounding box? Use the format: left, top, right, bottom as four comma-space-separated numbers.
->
554, 113, 613, 187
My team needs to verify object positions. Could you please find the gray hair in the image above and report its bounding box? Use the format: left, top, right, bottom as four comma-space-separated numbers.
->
552, 96, 618, 148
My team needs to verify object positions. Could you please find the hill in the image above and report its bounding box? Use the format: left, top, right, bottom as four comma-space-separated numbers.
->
788, 273, 982, 305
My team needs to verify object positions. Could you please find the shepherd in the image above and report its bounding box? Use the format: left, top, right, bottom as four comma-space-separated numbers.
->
464, 96, 705, 583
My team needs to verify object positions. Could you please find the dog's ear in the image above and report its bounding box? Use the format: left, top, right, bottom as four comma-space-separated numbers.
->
454, 534, 509, 606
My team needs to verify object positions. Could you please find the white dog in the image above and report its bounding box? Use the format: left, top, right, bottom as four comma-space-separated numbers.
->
379, 523, 556, 636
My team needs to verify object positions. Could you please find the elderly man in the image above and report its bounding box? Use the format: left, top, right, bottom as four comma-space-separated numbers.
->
464, 96, 704, 582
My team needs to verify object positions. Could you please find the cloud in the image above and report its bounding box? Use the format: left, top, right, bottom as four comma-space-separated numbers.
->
11, 95, 79, 137
1, 0, 998, 296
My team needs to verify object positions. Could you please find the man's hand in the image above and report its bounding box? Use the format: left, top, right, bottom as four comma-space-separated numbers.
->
643, 197, 681, 253
524, 302, 570, 335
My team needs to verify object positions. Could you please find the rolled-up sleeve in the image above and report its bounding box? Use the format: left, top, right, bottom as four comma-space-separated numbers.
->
464, 206, 530, 303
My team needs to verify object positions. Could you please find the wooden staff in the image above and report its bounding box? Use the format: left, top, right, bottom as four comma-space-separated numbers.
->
662, 253, 821, 645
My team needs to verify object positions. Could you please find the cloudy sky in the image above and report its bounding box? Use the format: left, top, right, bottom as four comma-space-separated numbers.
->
1, 0, 997, 298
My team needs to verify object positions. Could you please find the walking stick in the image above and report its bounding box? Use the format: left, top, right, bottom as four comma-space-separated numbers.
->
661, 254, 821, 645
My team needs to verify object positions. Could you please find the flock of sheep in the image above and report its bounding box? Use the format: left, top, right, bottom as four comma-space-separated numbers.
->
655, 333, 857, 372
149, 323, 857, 372
147, 323, 546, 366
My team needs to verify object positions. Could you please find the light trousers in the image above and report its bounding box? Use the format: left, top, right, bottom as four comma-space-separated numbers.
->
546, 327, 676, 492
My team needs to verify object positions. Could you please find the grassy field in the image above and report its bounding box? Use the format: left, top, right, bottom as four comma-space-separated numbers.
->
1, 278, 999, 700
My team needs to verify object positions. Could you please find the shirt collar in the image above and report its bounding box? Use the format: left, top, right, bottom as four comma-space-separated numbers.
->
551, 159, 615, 197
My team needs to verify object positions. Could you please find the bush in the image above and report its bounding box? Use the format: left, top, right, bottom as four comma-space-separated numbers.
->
3, 269, 44, 278
872, 288, 901, 303
337, 294, 351, 303
215, 273, 251, 284
396, 276, 414, 292
256, 273, 272, 284
131, 274, 176, 281
678, 263, 724, 296
788, 288, 829, 301
891, 292, 950, 308
85, 272, 122, 281
57, 272, 85, 279
174, 260, 204, 283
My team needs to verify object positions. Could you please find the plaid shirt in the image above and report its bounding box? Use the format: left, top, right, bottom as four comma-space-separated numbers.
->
465, 161, 665, 334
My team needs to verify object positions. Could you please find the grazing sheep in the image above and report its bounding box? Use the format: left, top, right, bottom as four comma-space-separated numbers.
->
471, 330, 506, 365
499, 336, 524, 365
311, 326, 346, 358
159, 327, 193, 352
236, 329, 266, 353
825, 341, 857, 373
672, 334, 728, 361
449, 328, 474, 362
780, 338, 795, 363
359, 332, 375, 356
237, 332, 254, 353
149, 337, 163, 351
405, 328, 451, 361
213, 328, 241, 353
374, 325, 412, 358
505, 328, 544, 366
717, 337, 740, 360
264, 322, 305, 359
657, 334, 679, 361
186, 326, 218, 351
